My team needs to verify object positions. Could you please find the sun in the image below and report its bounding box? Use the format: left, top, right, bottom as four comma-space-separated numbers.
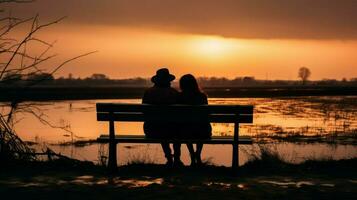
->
198, 39, 226, 54
190, 36, 235, 59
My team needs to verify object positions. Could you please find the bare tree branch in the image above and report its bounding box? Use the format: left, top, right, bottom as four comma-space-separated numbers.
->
0, 0, 96, 162
0, 16, 66, 79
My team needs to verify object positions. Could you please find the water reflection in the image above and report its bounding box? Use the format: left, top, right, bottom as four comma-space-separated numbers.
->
0, 97, 356, 166
259, 180, 315, 188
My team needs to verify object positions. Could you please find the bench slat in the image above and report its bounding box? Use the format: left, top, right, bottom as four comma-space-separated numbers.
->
96, 103, 253, 114
97, 135, 253, 145
97, 113, 253, 123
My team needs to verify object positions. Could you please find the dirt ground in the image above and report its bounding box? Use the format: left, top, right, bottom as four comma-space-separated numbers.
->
1, 158, 356, 200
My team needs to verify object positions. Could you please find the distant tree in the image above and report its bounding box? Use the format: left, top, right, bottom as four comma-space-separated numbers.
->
27, 73, 54, 82
2, 72, 23, 83
341, 78, 347, 84
242, 76, 255, 83
90, 73, 109, 80
319, 79, 338, 86
298, 67, 311, 85
231, 77, 243, 86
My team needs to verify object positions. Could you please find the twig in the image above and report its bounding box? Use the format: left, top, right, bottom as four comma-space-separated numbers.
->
0, 16, 66, 79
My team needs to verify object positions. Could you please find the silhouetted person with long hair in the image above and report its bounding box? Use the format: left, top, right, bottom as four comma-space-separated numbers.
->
142, 68, 183, 167
178, 74, 212, 166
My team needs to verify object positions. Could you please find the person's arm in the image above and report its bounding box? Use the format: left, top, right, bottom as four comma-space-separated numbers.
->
142, 91, 148, 104
202, 93, 208, 105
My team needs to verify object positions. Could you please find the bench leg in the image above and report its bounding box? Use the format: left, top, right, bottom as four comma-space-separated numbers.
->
232, 143, 239, 171
108, 120, 117, 171
232, 121, 239, 171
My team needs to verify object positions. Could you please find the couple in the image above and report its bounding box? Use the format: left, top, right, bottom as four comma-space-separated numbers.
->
142, 68, 212, 167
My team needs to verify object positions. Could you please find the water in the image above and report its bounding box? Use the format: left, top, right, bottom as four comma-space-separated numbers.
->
1, 97, 356, 166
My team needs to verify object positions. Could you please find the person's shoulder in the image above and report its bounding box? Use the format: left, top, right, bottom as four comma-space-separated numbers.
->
142, 87, 154, 102
143, 87, 154, 96
144, 86, 154, 92
199, 92, 208, 99
199, 92, 208, 103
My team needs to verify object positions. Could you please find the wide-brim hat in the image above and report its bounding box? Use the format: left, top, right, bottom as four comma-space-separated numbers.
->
151, 68, 175, 84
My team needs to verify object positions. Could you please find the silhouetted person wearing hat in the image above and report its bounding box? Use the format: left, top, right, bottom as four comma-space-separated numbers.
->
142, 68, 183, 167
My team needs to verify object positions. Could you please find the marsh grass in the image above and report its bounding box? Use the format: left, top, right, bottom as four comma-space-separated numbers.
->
125, 145, 158, 165
241, 144, 290, 173
240, 144, 357, 178
97, 144, 108, 167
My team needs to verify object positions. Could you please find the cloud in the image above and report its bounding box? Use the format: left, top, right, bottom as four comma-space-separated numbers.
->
10, 0, 357, 39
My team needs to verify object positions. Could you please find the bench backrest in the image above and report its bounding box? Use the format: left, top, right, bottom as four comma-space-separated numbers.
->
96, 103, 253, 123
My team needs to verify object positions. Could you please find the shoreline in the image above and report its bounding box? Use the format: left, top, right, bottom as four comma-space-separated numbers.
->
43, 134, 357, 148
1, 85, 356, 101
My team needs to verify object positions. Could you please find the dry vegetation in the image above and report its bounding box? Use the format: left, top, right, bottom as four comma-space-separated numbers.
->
0, 0, 93, 161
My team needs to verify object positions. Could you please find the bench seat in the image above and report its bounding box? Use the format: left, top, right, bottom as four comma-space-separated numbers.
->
97, 135, 253, 144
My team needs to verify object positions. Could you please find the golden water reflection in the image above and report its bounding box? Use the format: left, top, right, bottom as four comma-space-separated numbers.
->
1, 97, 356, 166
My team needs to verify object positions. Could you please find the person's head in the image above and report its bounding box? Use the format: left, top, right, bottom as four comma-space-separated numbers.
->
179, 74, 200, 93
151, 68, 175, 87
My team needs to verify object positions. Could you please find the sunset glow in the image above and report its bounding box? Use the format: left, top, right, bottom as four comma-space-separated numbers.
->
7, 0, 357, 80
190, 37, 236, 60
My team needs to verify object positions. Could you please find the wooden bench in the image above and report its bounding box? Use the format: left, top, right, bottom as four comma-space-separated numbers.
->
96, 103, 254, 171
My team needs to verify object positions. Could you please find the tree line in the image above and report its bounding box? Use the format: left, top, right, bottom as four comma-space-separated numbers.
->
1, 71, 356, 87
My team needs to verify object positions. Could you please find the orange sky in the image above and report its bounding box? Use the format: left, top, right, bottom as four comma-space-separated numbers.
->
5, 0, 357, 80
